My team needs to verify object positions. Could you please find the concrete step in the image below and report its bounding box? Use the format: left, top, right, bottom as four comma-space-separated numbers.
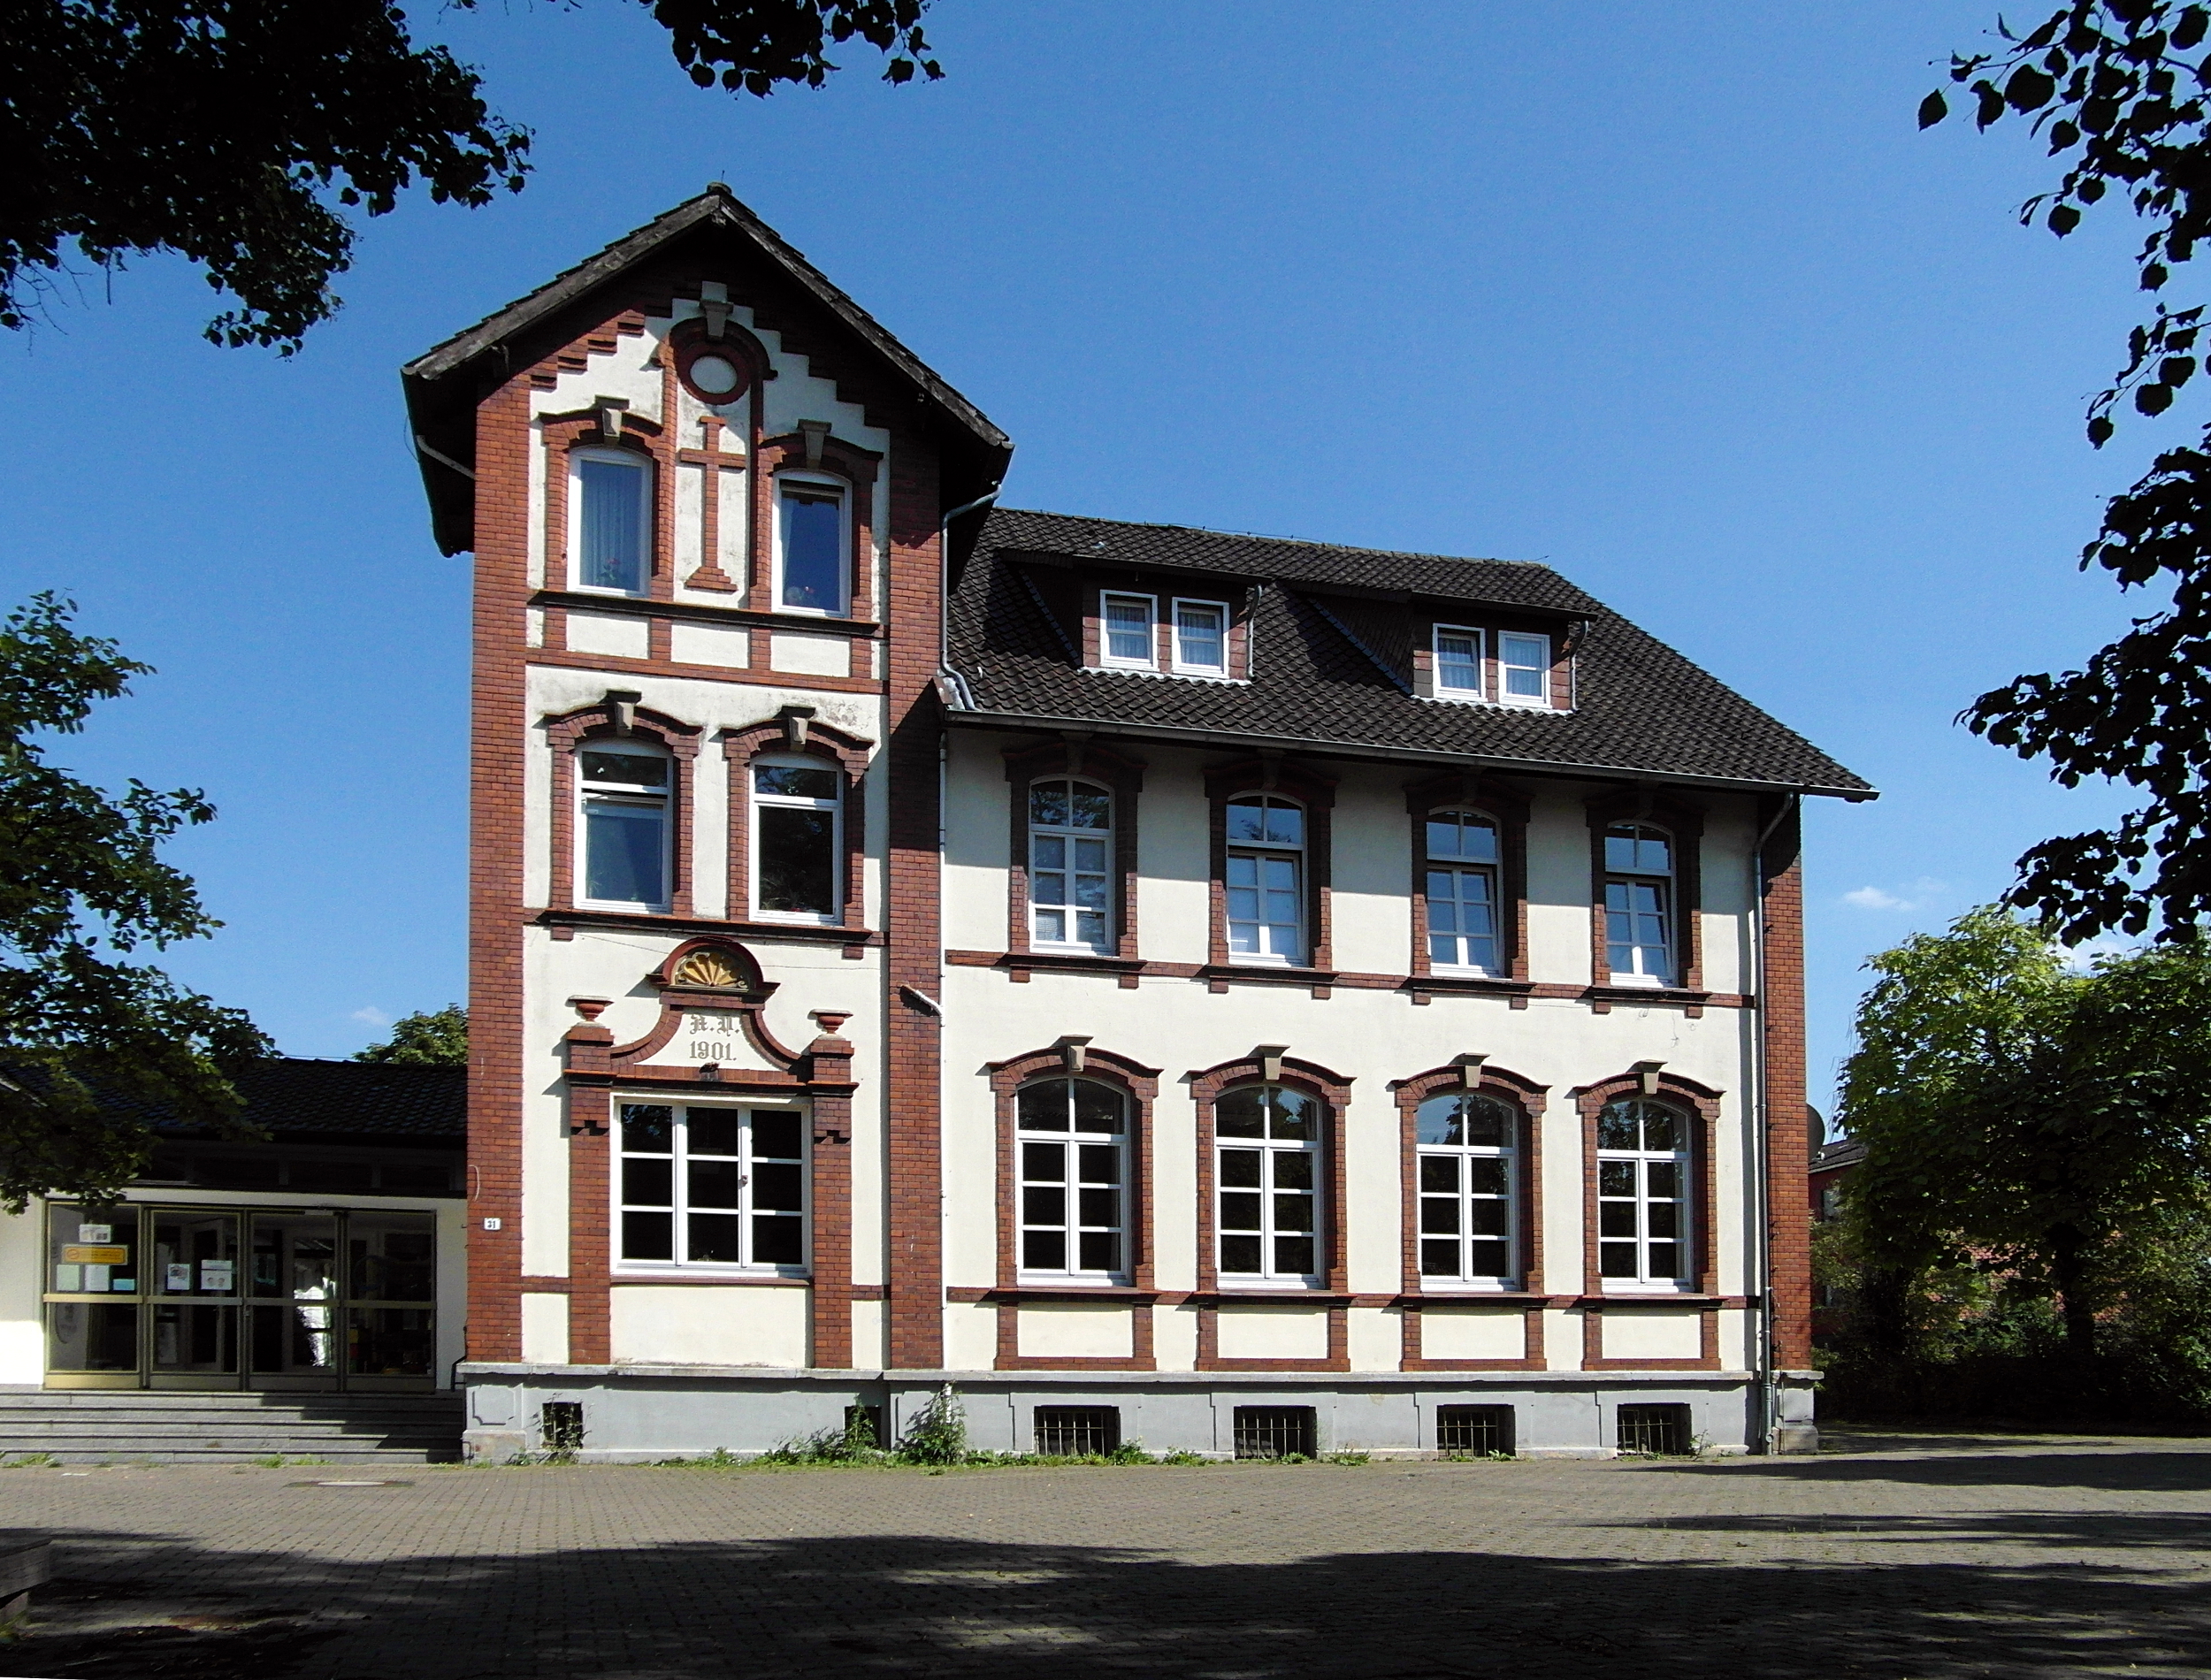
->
0, 1392, 463, 1462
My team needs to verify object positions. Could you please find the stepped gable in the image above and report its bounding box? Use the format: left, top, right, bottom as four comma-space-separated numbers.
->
948, 507, 1873, 798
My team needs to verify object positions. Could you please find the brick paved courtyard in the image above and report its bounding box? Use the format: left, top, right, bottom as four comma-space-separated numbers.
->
0, 1429, 2207, 1678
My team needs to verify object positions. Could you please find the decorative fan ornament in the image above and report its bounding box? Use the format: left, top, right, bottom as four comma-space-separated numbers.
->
669, 949, 742, 989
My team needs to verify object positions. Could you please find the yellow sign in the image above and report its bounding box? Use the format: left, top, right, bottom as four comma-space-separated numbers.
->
61, 1246, 127, 1264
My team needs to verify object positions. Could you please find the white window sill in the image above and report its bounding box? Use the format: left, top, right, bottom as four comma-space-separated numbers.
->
610, 1266, 812, 1281
1014, 1274, 1132, 1289
579, 900, 673, 915
1419, 691, 1565, 714
567, 583, 651, 600
1226, 953, 1300, 968
1418, 1279, 1522, 1294
1029, 940, 1115, 956
1429, 964, 1501, 981
1599, 1280, 1698, 1295
753, 911, 841, 927
1605, 973, 1670, 989
1214, 1277, 1326, 1291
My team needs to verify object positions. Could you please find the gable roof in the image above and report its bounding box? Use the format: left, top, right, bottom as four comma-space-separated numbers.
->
402, 185, 1013, 554
947, 508, 1874, 799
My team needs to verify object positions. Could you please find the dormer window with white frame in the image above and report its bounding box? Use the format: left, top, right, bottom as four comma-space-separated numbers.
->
1498, 631, 1553, 707
1434, 626, 1484, 699
570, 449, 650, 596
776, 476, 847, 615
1099, 592, 1158, 668
1171, 599, 1230, 676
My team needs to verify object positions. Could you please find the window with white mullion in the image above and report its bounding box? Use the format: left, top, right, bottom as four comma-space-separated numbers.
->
1415, 1092, 1517, 1285
578, 744, 672, 910
1029, 778, 1113, 951
1433, 625, 1484, 698
1015, 1078, 1128, 1280
1100, 592, 1158, 668
1215, 1084, 1322, 1284
1497, 631, 1552, 706
1426, 809, 1501, 974
1603, 822, 1674, 984
571, 449, 650, 595
1172, 599, 1229, 675
617, 1103, 808, 1271
751, 755, 842, 921
1225, 793, 1304, 965
1596, 1099, 1689, 1287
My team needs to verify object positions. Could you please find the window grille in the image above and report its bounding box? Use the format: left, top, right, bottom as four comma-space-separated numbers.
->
844, 1405, 885, 1451
1616, 1403, 1692, 1455
1434, 1404, 1514, 1456
1232, 1406, 1317, 1460
540, 1401, 585, 1455
1033, 1406, 1121, 1457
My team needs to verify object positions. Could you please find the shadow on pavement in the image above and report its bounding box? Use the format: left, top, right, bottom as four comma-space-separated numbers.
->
10, 1525, 2211, 1680
1657, 1442, 2211, 1495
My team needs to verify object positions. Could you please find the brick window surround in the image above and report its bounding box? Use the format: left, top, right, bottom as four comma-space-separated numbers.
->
1079, 583, 1252, 678
1585, 789, 1705, 994
1002, 737, 1146, 971
1392, 1061, 1549, 1371
1203, 756, 1337, 988
540, 407, 673, 604
983, 1042, 1163, 1373
547, 701, 704, 918
1573, 1069, 1724, 1371
1190, 1051, 1354, 1372
753, 430, 882, 619
1405, 773, 1532, 991
723, 714, 874, 934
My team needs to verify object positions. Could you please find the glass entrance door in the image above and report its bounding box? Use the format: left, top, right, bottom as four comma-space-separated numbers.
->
45, 1204, 438, 1392
149, 1210, 241, 1388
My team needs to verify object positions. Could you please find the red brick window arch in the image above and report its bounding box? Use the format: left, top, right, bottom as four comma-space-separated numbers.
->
1576, 1069, 1722, 1295
986, 1045, 1161, 1291
1190, 1053, 1353, 1294
723, 716, 872, 933
547, 702, 702, 917
1392, 1062, 1549, 1296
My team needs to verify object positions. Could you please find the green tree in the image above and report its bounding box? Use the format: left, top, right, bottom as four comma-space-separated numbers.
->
1924, 5, 2211, 940
0, 592, 272, 1209
1, 0, 941, 352
1839, 906, 2211, 1356
355, 1004, 467, 1066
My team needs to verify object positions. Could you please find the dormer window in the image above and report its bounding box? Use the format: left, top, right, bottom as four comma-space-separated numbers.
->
1100, 592, 1157, 668
1434, 627, 1483, 698
572, 450, 650, 595
777, 477, 846, 615
1172, 599, 1229, 675
1498, 632, 1552, 707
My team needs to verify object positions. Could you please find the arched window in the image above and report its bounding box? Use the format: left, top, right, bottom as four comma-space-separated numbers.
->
570, 448, 650, 594
1015, 1078, 1128, 1279
1415, 1091, 1517, 1284
578, 740, 671, 909
1596, 1099, 1689, 1285
1216, 1084, 1321, 1282
775, 474, 847, 614
1603, 822, 1673, 984
1029, 778, 1112, 950
1225, 794, 1304, 965
751, 754, 841, 921
1426, 810, 1501, 974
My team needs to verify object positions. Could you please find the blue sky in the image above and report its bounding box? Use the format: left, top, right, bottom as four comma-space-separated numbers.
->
0, 3, 2172, 1108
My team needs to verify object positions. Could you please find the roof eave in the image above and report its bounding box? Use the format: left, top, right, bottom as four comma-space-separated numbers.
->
940, 699, 1879, 801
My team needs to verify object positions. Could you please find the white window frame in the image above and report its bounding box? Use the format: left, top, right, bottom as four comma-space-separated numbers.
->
1595, 1099, 1692, 1291
1432, 624, 1485, 699
1224, 793, 1305, 966
1214, 1084, 1324, 1287
577, 741, 673, 913
1414, 1091, 1519, 1290
1014, 1077, 1130, 1285
1170, 598, 1231, 676
1603, 822, 1675, 987
569, 447, 652, 597
773, 472, 849, 617
1497, 630, 1553, 708
1027, 776, 1113, 952
748, 753, 843, 925
1425, 809, 1501, 975
614, 1101, 810, 1277
1098, 592, 1159, 669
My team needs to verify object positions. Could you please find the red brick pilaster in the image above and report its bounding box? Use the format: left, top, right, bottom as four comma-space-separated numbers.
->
805, 1024, 858, 1369
1760, 798, 1812, 1369
884, 436, 945, 1369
